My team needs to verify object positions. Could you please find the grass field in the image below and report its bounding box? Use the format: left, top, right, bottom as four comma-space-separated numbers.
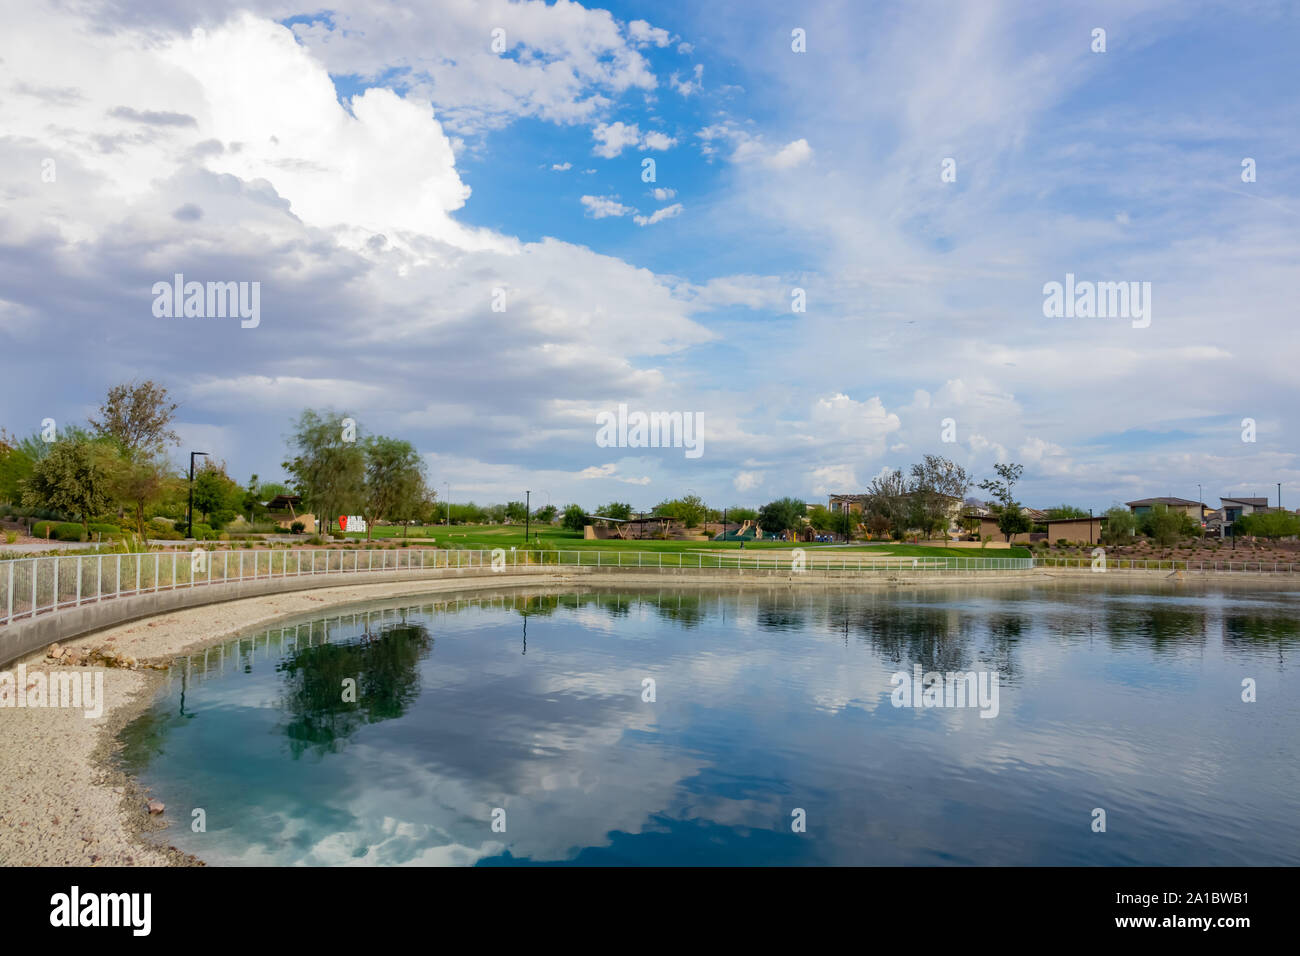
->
341, 524, 1032, 559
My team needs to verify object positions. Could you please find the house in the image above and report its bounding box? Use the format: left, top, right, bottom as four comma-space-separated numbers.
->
828, 494, 870, 515
975, 507, 1047, 544
1047, 515, 1104, 545
1125, 497, 1208, 521
1219, 496, 1269, 524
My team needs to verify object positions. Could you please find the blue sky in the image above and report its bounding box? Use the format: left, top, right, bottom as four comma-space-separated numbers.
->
1, 0, 1297, 513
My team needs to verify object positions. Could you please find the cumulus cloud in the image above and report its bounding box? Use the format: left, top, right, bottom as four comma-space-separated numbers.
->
592, 121, 676, 157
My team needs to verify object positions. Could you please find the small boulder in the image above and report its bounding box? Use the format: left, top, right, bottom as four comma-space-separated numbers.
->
48, 643, 65, 659
147, 800, 165, 815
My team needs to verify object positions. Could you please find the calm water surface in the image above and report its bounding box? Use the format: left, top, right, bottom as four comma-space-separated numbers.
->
118, 583, 1300, 865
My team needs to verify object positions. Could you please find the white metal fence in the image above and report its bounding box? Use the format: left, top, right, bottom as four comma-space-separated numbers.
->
0, 547, 1042, 627
5, 545, 1295, 628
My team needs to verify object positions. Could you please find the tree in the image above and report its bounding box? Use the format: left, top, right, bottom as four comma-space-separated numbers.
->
596, 501, 633, 521
1139, 504, 1182, 547
385, 472, 432, 535
282, 410, 365, 534
808, 505, 852, 537
1045, 504, 1089, 520
724, 506, 759, 524
111, 452, 175, 538
0, 429, 34, 506
997, 504, 1033, 542
534, 503, 558, 524
362, 436, 426, 541
89, 380, 179, 455
192, 460, 242, 527
654, 495, 706, 528
1234, 510, 1300, 541
808, 505, 836, 531
562, 504, 589, 532
504, 500, 529, 523
977, 463, 1024, 511
909, 455, 972, 538
865, 470, 910, 538
1101, 505, 1136, 545
909, 455, 971, 541
758, 497, 806, 534
21, 438, 115, 534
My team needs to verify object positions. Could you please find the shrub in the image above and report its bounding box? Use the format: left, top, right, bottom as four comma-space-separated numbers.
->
307, 536, 324, 546
4, 531, 17, 544
290, 521, 305, 534
33, 521, 89, 541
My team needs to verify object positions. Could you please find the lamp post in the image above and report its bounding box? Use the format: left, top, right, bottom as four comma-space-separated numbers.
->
525, 490, 531, 545
187, 451, 209, 540
445, 483, 450, 526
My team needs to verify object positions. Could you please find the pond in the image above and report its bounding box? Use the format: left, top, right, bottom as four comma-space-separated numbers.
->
118, 582, 1300, 865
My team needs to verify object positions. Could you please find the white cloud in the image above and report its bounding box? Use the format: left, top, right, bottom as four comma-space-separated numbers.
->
640, 130, 677, 151
808, 465, 859, 496
627, 20, 672, 48
671, 65, 704, 97
767, 138, 812, 169
551, 162, 572, 171
580, 195, 634, 218
633, 203, 682, 226
651, 188, 676, 201
592, 121, 643, 158
733, 471, 764, 492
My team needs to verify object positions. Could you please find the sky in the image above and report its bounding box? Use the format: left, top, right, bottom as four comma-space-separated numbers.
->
1, 0, 1297, 514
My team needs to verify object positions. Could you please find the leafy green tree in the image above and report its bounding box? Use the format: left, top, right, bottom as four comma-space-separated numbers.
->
283, 410, 365, 534
1101, 505, 1136, 544
758, 497, 806, 534
1139, 504, 1183, 546
654, 495, 707, 528
724, 507, 759, 524
0, 429, 34, 506
808, 505, 836, 531
1045, 504, 1089, 520
997, 504, 1033, 542
504, 500, 529, 523
192, 460, 242, 527
596, 501, 633, 521
562, 503, 589, 531
534, 503, 558, 523
360, 436, 425, 541
21, 438, 115, 534
1235, 510, 1300, 540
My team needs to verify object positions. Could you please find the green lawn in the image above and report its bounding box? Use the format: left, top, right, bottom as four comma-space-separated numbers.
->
343, 524, 1031, 559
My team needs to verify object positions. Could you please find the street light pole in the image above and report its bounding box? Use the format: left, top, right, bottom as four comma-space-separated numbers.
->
187, 451, 209, 540
445, 483, 450, 526
525, 490, 531, 545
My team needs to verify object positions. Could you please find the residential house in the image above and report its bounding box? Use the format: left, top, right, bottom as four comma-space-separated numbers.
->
1125, 497, 1209, 521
